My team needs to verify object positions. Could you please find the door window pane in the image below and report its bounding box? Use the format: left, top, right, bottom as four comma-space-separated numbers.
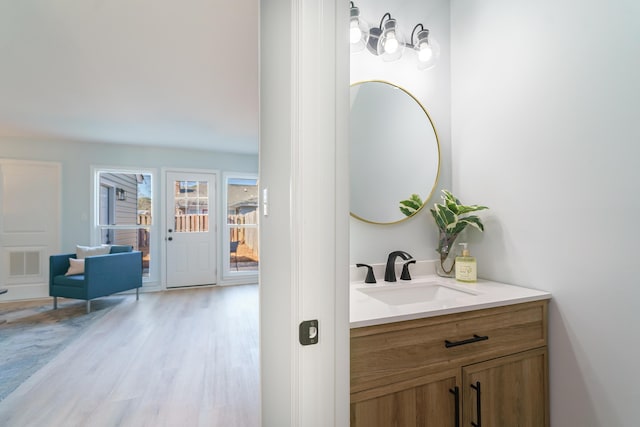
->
174, 180, 208, 232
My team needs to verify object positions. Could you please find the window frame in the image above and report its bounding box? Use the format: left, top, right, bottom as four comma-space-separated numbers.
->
221, 172, 259, 282
91, 166, 157, 283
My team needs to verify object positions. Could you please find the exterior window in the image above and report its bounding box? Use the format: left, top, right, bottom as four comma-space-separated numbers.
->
96, 171, 152, 277
226, 176, 259, 274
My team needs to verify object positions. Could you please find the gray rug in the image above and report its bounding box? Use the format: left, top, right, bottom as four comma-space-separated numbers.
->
0, 297, 124, 401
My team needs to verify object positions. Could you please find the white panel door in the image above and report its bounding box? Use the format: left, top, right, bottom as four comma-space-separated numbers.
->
165, 171, 217, 288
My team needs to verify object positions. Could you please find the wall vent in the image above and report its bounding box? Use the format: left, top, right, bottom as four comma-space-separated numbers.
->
9, 251, 41, 276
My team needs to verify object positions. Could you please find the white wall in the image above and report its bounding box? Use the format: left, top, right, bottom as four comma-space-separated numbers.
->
451, 0, 640, 425
349, 0, 452, 265
0, 138, 257, 250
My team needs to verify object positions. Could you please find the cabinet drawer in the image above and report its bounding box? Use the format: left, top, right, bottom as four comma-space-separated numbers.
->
351, 300, 547, 393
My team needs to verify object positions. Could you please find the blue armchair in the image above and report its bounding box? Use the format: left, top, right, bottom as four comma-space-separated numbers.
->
49, 245, 142, 313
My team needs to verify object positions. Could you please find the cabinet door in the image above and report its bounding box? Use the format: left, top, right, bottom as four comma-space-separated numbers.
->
351, 371, 460, 427
462, 348, 548, 427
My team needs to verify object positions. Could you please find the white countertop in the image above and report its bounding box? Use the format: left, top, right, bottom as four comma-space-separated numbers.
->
350, 274, 551, 328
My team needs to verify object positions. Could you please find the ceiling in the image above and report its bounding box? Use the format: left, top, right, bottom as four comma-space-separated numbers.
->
0, 0, 259, 154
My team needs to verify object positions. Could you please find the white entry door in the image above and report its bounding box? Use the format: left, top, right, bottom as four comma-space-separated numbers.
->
165, 171, 217, 288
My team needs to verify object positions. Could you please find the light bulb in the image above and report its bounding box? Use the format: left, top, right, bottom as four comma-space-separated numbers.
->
377, 17, 404, 61
413, 28, 439, 70
418, 43, 433, 62
350, 21, 362, 44
349, 5, 368, 53
384, 33, 398, 54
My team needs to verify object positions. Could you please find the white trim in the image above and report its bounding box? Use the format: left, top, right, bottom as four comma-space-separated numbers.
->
290, 0, 301, 421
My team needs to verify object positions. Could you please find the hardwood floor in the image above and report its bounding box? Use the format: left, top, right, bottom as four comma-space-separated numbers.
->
0, 284, 260, 427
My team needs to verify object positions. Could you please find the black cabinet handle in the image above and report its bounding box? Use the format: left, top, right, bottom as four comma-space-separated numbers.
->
444, 334, 489, 348
449, 386, 460, 427
471, 381, 482, 427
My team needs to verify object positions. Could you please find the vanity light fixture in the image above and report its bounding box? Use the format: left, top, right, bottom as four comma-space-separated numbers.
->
350, 3, 439, 70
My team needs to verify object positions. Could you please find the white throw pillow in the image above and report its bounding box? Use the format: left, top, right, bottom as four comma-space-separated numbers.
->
65, 258, 85, 276
76, 244, 111, 259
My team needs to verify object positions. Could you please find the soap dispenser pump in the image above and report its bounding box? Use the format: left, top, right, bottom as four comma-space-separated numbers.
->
455, 243, 477, 283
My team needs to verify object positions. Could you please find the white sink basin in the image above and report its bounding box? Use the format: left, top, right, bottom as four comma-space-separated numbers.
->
356, 281, 478, 305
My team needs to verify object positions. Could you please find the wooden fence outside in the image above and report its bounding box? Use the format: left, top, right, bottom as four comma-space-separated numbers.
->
174, 214, 209, 232
137, 212, 258, 258
138, 214, 151, 225
228, 211, 259, 258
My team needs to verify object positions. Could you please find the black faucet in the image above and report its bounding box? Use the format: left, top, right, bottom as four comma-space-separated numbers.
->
384, 251, 413, 282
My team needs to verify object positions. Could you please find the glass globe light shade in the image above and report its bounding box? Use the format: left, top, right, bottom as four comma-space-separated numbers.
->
414, 29, 440, 70
349, 6, 368, 53
377, 18, 404, 61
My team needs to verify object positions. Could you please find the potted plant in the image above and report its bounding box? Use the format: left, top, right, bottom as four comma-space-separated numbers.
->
430, 190, 488, 276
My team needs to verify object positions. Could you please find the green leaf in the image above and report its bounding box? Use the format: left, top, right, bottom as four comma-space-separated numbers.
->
449, 222, 467, 236
456, 204, 489, 215
459, 215, 485, 232
441, 189, 455, 202
409, 193, 423, 205
431, 204, 458, 231
430, 190, 488, 238
399, 199, 421, 210
398, 194, 424, 217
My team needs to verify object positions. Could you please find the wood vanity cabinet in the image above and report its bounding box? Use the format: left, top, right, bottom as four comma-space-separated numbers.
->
350, 300, 549, 427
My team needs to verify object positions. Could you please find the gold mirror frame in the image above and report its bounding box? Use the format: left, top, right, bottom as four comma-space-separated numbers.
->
350, 80, 441, 225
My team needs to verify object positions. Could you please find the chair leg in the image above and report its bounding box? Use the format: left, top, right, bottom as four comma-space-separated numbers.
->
53, 296, 58, 310
86, 300, 91, 314
136, 287, 139, 301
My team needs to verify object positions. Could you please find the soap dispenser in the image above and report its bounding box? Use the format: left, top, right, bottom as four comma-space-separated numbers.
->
455, 243, 477, 283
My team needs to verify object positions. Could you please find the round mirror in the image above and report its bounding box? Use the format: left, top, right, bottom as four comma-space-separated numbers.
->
350, 81, 440, 224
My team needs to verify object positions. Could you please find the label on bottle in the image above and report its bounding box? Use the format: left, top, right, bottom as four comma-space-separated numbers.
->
455, 259, 477, 282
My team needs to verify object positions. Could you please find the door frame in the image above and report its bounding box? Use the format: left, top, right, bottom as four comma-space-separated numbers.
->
259, 0, 349, 424
161, 167, 220, 290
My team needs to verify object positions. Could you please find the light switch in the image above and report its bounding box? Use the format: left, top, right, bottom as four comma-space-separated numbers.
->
262, 188, 269, 216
